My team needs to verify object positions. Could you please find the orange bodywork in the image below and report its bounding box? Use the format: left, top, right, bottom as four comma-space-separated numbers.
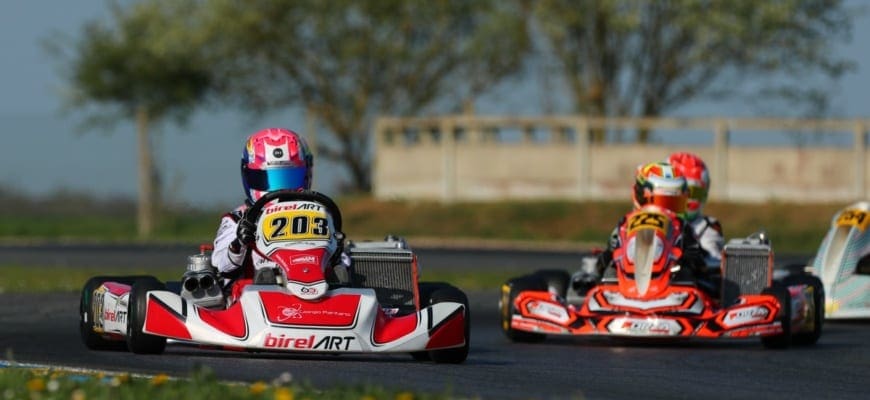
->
509, 284, 784, 339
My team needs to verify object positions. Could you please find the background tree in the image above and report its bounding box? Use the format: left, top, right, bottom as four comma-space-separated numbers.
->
46, 1, 213, 237
200, 0, 531, 192
533, 0, 854, 142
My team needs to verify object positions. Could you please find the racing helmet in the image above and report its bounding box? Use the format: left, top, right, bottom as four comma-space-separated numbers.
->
632, 162, 689, 218
241, 128, 313, 203
667, 152, 710, 221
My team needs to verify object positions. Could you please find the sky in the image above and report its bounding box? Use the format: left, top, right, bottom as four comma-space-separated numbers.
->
1, 1, 869, 209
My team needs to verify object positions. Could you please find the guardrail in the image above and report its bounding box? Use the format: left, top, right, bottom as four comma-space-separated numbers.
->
373, 115, 869, 203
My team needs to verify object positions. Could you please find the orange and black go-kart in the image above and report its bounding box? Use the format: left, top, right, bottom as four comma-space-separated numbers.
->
500, 204, 824, 349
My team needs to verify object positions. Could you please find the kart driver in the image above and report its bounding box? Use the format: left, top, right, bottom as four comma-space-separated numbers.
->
666, 152, 725, 269
207, 127, 350, 303
572, 161, 711, 295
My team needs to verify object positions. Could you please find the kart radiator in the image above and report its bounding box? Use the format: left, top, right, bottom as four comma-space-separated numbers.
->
721, 236, 773, 306
349, 244, 417, 313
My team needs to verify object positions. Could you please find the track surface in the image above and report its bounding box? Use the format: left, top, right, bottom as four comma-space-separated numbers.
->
2, 244, 868, 400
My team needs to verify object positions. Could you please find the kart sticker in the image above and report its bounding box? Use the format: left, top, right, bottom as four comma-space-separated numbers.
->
261, 210, 330, 242
626, 211, 669, 235
836, 209, 869, 231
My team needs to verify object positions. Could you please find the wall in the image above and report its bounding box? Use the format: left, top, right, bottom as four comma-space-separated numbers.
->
373, 116, 869, 203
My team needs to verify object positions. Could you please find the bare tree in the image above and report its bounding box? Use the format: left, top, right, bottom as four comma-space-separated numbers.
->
533, 0, 854, 142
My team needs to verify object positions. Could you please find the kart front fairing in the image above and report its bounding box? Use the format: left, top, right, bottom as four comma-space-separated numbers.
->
811, 201, 870, 318
139, 285, 466, 353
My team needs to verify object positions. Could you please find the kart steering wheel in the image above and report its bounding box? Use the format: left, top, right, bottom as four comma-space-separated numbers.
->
243, 189, 343, 233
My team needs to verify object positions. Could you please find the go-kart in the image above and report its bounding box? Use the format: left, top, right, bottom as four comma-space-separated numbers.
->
805, 201, 870, 319
80, 190, 469, 363
500, 205, 824, 348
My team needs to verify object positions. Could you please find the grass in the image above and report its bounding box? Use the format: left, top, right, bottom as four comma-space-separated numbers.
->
0, 364, 455, 400
0, 197, 844, 253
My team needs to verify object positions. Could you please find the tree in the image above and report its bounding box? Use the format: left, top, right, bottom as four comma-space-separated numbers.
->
46, 0, 213, 237
533, 0, 854, 142
200, 0, 531, 192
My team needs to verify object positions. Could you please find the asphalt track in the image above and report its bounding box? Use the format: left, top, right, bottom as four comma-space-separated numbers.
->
1, 244, 868, 399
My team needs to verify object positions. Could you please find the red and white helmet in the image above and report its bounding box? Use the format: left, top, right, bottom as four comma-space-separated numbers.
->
667, 152, 710, 221
241, 128, 313, 203
632, 162, 689, 218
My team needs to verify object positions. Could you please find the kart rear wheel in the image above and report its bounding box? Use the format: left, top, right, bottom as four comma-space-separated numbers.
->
783, 274, 824, 346
761, 283, 792, 349
500, 276, 547, 343
533, 269, 570, 298
417, 283, 470, 364
80, 276, 128, 351
126, 276, 168, 354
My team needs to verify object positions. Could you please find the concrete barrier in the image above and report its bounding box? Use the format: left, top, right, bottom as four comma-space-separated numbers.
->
373, 116, 869, 203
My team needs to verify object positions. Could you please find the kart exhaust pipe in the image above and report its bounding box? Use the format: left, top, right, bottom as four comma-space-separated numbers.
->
183, 274, 216, 292
198, 274, 216, 290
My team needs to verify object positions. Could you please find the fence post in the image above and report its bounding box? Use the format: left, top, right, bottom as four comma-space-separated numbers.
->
441, 117, 456, 203
574, 117, 591, 199
855, 121, 867, 200
713, 120, 729, 201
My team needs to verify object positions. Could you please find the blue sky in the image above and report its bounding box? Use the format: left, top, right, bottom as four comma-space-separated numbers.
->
1, 1, 868, 208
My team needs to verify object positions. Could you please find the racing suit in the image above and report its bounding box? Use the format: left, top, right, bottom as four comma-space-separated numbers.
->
210, 202, 352, 302
686, 214, 725, 269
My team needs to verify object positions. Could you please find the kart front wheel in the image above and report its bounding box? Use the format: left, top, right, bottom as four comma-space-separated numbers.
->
783, 274, 824, 346
126, 276, 168, 354
500, 276, 547, 343
417, 282, 470, 364
761, 283, 792, 349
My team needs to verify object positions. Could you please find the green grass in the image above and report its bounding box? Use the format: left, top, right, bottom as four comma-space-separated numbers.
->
0, 266, 179, 294
0, 364, 454, 400
0, 197, 840, 253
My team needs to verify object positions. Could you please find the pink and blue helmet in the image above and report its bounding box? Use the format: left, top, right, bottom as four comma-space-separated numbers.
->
241, 128, 313, 203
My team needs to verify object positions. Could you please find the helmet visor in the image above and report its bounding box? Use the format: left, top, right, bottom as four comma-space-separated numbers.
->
244, 166, 308, 192
649, 194, 687, 214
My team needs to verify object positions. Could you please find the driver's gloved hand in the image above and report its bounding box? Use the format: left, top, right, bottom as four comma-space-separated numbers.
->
236, 218, 256, 246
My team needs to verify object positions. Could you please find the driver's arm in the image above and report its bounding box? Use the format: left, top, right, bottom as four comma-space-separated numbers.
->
211, 213, 246, 274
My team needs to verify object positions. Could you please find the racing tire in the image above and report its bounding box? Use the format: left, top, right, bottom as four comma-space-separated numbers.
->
417, 282, 470, 364
533, 269, 571, 298
411, 282, 452, 361
782, 274, 824, 346
500, 275, 547, 343
80, 276, 129, 351
126, 276, 168, 354
761, 283, 792, 349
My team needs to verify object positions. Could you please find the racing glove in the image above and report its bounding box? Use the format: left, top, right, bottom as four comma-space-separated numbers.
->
236, 218, 256, 246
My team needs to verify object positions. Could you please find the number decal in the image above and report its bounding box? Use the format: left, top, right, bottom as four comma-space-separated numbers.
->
262, 210, 330, 242
626, 211, 669, 234
271, 217, 288, 238
836, 209, 869, 231
312, 217, 328, 236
